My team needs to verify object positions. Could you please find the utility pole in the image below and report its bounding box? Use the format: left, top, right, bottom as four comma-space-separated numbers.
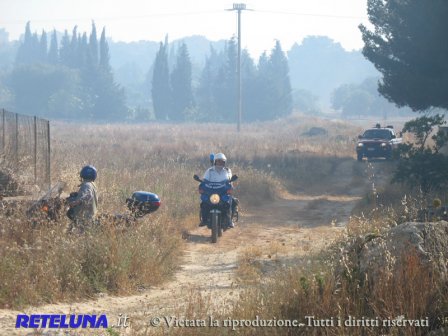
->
227, 3, 247, 132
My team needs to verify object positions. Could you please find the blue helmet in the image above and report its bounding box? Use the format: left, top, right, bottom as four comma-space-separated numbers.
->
80, 165, 97, 181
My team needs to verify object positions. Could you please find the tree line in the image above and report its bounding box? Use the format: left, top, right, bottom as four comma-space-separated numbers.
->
2, 23, 293, 122
331, 77, 412, 119
152, 36, 292, 122
10, 22, 126, 120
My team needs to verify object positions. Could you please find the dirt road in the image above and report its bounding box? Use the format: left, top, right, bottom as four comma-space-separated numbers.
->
0, 159, 370, 335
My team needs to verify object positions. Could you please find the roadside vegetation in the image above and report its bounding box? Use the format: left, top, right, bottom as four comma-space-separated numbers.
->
2, 113, 445, 335
141, 115, 447, 336
223, 195, 448, 336
2, 0, 448, 334
0, 114, 359, 309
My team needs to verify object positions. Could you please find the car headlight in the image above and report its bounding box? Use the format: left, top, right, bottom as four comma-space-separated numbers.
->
381, 142, 387, 147
357, 143, 364, 147
210, 194, 220, 204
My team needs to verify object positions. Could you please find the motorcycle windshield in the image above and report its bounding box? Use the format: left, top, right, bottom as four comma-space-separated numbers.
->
200, 180, 230, 196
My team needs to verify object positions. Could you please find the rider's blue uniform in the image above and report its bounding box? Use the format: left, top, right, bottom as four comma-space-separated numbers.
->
200, 166, 233, 227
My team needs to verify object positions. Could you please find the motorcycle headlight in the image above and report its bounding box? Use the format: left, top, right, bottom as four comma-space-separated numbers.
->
210, 194, 220, 204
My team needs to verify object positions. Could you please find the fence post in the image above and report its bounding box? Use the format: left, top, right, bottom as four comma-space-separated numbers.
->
1, 109, 4, 153
15, 112, 19, 167
1, 110, 51, 192
46, 120, 51, 189
34, 116, 37, 184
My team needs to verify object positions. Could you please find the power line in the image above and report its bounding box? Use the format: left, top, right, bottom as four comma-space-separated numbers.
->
1, 10, 224, 25
254, 9, 367, 20
1, 8, 367, 27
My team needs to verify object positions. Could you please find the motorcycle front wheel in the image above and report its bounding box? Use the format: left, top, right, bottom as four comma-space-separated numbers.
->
218, 215, 223, 237
211, 212, 219, 243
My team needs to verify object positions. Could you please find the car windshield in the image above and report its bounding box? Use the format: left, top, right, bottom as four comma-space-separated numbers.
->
362, 129, 392, 140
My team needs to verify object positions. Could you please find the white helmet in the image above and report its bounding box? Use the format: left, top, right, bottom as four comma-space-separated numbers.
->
214, 153, 227, 164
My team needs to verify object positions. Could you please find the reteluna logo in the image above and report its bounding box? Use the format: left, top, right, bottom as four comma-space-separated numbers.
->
16, 314, 108, 329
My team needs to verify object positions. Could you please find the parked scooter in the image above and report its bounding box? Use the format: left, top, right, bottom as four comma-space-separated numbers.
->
66, 190, 161, 229
28, 183, 161, 228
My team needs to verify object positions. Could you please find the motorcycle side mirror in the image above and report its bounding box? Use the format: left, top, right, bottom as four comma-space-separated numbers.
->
193, 174, 202, 182
230, 175, 238, 182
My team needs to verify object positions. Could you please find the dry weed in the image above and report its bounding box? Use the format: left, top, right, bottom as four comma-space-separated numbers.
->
0, 115, 362, 309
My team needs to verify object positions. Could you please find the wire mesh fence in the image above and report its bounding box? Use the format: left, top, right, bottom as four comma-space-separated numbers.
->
0, 109, 50, 196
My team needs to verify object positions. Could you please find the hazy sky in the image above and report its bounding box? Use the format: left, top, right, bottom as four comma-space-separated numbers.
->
0, 0, 369, 57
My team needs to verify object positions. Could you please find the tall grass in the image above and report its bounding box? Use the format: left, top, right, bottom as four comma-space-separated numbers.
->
0, 115, 360, 308
121, 117, 446, 336
218, 179, 447, 336
0, 210, 182, 308
176, 214, 447, 336
3, 115, 443, 334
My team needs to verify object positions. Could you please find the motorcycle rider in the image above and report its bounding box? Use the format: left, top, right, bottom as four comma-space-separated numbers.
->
67, 165, 99, 233
199, 153, 235, 228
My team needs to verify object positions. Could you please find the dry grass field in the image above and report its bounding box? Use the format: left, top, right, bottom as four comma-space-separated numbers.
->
0, 114, 358, 306
1, 114, 446, 336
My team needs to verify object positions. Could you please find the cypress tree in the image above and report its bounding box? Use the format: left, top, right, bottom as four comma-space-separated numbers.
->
15, 22, 33, 64
269, 40, 292, 118
78, 32, 88, 69
255, 42, 292, 120
197, 46, 222, 121
94, 27, 127, 120
15, 24, 41, 65
214, 37, 237, 122
30, 32, 40, 62
240, 49, 258, 122
82, 24, 99, 104
99, 27, 110, 71
48, 30, 59, 64
59, 30, 71, 66
255, 52, 272, 120
69, 26, 78, 68
38, 30, 48, 63
152, 40, 171, 120
89, 21, 99, 66
170, 42, 194, 121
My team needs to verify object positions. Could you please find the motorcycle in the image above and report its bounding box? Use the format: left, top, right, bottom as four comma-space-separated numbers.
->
26, 182, 66, 226
193, 174, 239, 243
